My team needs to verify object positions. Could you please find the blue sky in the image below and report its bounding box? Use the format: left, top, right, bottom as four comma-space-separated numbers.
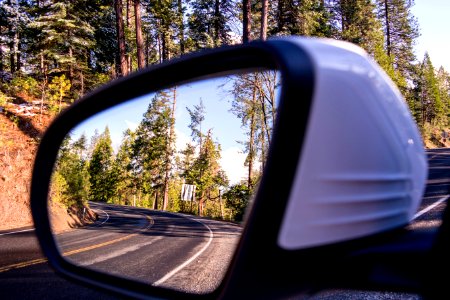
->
72, 75, 250, 184
412, 1, 450, 70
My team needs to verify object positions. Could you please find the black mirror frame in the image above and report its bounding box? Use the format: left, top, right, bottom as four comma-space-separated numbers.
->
31, 40, 315, 299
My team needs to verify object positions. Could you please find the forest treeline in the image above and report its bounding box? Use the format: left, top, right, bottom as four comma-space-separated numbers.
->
1, 0, 449, 128
1, 0, 449, 219
53, 72, 277, 221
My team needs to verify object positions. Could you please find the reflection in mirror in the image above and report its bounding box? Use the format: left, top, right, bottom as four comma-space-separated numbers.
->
49, 70, 280, 293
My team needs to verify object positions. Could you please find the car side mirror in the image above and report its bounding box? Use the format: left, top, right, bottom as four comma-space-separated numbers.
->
31, 37, 427, 299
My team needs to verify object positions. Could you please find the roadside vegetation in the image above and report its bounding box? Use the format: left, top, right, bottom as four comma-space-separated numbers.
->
51, 72, 276, 222
1, 1, 450, 227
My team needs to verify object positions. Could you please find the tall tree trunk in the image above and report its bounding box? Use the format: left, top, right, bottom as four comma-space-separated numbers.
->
340, 0, 347, 33
242, 0, 251, 43
162, 87, 177, 210
384, 0, 391, 56
0, 26, 3, 72
271, 72, 277, 122
0, 36, 3, 72
39, 62, 47, 124
277, 0, 284, 34
178, 0, 185, 54
115, 0, 128, 76
80, 71, 84, 97
214, 0, 220, 46
126, 0, 131, 28
127, 54, 132, 73
259, 90, 271, 145
145, 31, 150, 66
162, 31, 170, 61
260, 117, 266, 171
157, 26, 163, 63
40, 53, 44, 77
260, 0, 268, 40
9, 39, 15, 74
248, 78, 257, 189
153, 190, 159, 210
135, 0, 145, 69
16, 32, 21, 72
68, 46, 74, 81
219, 190, 224, 219
198, 192, 205, 216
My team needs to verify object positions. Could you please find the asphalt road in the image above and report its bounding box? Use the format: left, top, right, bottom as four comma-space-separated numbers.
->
56, 202, 241, 293
0, 202, 241, 299
310, 148, 450, 300
411, 148, 450, 227
0, 148, 449, 299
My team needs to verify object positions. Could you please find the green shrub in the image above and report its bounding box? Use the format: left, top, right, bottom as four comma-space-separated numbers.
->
9, 76, 39, 97
91, 72, 110, 89
0, 90, 12, 106
48, 75, 72, 114
224, 183, 251, 222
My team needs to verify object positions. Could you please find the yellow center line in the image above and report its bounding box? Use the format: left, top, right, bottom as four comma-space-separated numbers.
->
0, 215, 154, 273
0, 258, 48, 273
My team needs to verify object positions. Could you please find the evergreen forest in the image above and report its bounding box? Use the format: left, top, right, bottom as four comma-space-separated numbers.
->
1, 0, 449, 221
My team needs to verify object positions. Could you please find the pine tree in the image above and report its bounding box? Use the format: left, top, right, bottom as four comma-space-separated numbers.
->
336, 0, 382, 52
72, 132, 87, 158
182, 129, 228, 216
147, 0, 178, 61
271, 0, 331, 37
223, 182, 250, 221
186, 98, 206, 149
88, 3, 117, 74
0, 0, 29, 73
114, 0, 128, 75
134, 0, 145, 69
376, 0, 419, 79
114, 129, 137, 205
133, 91, 173, 209
183, 99, 229, 216
53, 135, 90, 208
29, 1, 94, 82
187, 0, 233, 49
436, 66, 450, 125
242, 0, 251, 42
260, 0, 268, 40
227, 71, 278, 188
413, 53, 444, 127
88, 127, 117, 202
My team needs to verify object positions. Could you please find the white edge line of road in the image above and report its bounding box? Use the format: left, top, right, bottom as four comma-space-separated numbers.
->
0, 228, 35, 236
0, 205, 110, 236
0, 207, 109, 236
153, 215, 214, 287
413, 195, 449, 220
92, 208, 110, 226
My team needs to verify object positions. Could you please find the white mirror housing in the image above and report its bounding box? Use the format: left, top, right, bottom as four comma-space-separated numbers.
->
278, 38, 428, 249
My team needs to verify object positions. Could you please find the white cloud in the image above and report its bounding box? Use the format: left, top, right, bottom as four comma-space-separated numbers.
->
125, 120, 138, 131
220, 146, 247, 185
175, 128, 191, 151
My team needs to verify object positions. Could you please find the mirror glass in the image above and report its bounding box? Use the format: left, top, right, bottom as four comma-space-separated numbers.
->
48, 70, 280, 293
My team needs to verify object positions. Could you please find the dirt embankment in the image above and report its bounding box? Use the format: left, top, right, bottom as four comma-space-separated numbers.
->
424, 128, 450, 149
0, 97, 95, 232
0, 99, 48, 230
50, 201, 98, 234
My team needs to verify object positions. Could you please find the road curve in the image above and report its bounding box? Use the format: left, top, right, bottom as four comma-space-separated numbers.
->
1, 149, 449, 299
54, 202, 242, 294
